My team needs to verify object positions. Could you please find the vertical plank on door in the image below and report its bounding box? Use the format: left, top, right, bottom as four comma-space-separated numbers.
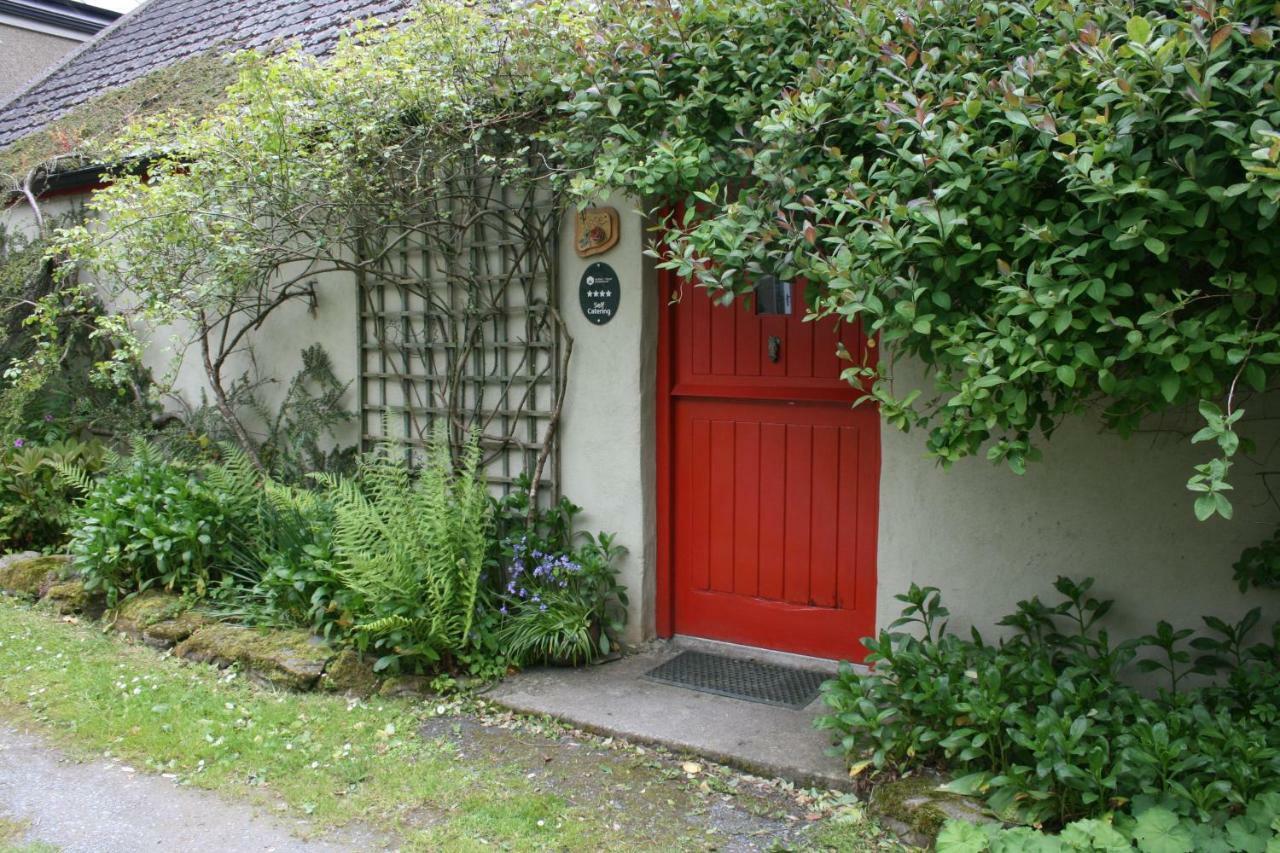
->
787, 282, 815, 379
735, 297, 761, 377
757, 422, 787, 601
691, 286, 711, 377
783, 423, 813, 605
837, 424, 861, 609
690, 418, 712, 591
710, 299, 736, 376
809, 425, 840, 608
733, 421, 761, 597
814, 324, 843, 380
709, 419, 736, 592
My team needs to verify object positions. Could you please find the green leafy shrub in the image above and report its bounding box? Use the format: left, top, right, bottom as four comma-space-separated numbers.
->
553, 0, 1280, 517
490, 483, 629, 667
818, 581, 1280, 827
0, 436, 105, 550
1232, 530, 1280, 591
203, 450, 358, 641
938, 795, 1280, 852
62, 440, 235, 605
314, 430, 492, 673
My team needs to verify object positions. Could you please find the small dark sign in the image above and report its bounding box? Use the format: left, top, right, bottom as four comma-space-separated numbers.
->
579, 262, 620, 326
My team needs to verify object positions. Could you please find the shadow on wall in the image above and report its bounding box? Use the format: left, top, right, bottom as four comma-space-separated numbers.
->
875, 358, 1280, 644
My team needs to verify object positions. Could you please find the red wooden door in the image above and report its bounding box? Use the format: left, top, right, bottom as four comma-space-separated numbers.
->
660, 275, 879, 660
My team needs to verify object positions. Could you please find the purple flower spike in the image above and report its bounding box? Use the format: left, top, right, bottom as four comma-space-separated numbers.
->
43, 414, 53, 423
12, 438, 23, 448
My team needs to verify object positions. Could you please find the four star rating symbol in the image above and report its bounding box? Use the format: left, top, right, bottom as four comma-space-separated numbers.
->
580, 262, 620, 325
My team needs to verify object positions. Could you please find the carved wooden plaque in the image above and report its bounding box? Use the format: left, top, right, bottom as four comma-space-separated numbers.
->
574, 206, 620, 258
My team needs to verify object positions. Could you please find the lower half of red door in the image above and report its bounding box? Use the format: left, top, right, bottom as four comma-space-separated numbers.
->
672, 396, 879, 661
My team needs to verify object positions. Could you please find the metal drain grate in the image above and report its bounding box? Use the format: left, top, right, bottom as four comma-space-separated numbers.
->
642, 650, 827, 709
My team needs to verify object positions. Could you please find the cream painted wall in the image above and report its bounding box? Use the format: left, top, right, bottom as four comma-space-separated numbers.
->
876, 358, 1280, 642
138, 266, 361, 451
1, 194, 361, 450
556, 197, 657, 644
10, 189, 1277, 654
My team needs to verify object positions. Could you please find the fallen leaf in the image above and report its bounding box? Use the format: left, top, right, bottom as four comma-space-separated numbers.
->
682, 761, 702, 775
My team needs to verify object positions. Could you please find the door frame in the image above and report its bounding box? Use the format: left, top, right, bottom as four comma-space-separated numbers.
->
655, 265, 677, 638
654, 266, 881, 649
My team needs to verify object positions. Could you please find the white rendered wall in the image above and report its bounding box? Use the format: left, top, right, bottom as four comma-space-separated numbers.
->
138, 266, 361, 451
1, 194, 361, 450
875, 358, 1280, 642
556, 196, 657, 644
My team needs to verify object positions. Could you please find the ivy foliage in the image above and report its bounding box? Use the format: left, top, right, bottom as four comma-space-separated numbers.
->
0, 220, 152, 443
551, 0, 1280, 517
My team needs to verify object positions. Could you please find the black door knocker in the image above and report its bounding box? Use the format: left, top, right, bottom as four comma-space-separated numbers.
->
768, 336, 782, 363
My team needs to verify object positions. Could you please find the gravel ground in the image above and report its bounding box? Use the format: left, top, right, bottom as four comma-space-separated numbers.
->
0, 725, 377, 853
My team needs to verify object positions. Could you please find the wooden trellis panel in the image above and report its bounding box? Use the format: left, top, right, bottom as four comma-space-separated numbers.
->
356, 173, 563, 498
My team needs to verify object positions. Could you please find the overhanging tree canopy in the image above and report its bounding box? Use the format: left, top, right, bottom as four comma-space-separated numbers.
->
550, 0, 1280, 522
48, 3, 586, 483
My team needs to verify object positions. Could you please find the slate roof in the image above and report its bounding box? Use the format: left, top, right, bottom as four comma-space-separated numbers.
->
0, 0, 413, 148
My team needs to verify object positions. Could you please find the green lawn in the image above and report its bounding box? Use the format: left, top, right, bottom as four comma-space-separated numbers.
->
0, 601, 901, 851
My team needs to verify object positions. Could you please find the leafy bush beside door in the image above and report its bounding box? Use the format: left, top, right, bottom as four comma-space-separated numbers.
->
62, 439, 236, 606
819, 581, 1280, 829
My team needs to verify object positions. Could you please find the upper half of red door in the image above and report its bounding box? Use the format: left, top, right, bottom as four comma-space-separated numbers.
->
671, 278, 872, 402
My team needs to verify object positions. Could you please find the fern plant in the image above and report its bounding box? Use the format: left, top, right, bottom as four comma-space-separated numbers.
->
314, 428, 493, 672
210, 470, 356, 641
0, 436, 106, 550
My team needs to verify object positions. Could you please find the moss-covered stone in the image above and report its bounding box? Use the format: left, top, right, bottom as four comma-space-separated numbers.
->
112, 590, 187, 639
320, 649, 380, 697
41, 579, 95, 615
175, 624, 333, 691
0, 553, 72, 598
141, 611, 210, 649
870, 774, 991, 847
378, 674, 433, 699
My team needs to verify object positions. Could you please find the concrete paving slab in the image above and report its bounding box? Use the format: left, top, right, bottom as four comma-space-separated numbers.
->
487, 641, 853, 790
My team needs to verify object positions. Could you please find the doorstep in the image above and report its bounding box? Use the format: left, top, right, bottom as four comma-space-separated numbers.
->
486, 638, 854, 790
